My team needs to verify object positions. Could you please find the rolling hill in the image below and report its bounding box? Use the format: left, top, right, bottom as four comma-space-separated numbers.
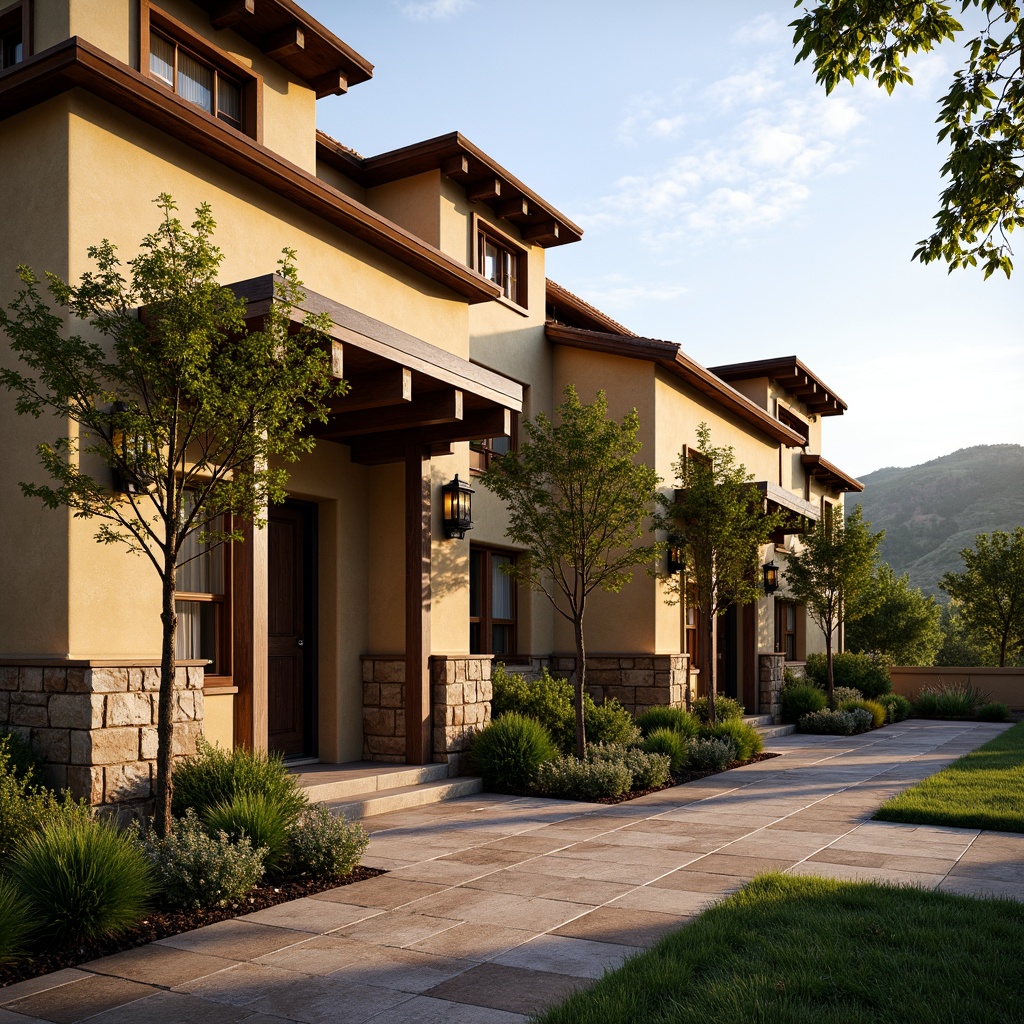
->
851, 444, 1024, 598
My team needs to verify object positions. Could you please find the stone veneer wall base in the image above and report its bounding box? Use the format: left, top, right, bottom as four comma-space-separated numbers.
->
547, 654, 689, 717
759, 653, 786, 724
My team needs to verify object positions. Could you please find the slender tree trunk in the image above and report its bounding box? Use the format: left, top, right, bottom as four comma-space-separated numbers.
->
154, 560, 177, 837
825, 620, 835, 710
573, 613, 587, 760
705, 604, 717, 725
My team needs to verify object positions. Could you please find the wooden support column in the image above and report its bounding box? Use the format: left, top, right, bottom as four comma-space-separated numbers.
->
405, 444, 432, 764
233, 515, 268, 751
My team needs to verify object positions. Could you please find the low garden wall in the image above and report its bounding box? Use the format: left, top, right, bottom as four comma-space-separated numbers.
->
889, 666, 1024, 710
547, 654, 689, 717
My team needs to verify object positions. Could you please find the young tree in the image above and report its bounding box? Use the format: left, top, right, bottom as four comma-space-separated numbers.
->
662, 425, 782, 725
846, 563, 943, 665
785, 506, 884, 706
939, 528, 1024, 667
0, 195, 342, 834
935, 600, 996, 667
480, 386, 662, 758
792, 1, 1024, 278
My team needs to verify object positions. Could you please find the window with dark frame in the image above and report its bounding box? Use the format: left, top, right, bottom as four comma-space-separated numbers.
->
174, 504, 231, 679
476, 221, 526, 308
470, 546, 517, 657
775, 599, 798, 661
685, 584, 701, 673
0, 0, 28, 72
470, 414, 517, 474
149, 29, 243, 129
777, 405, 809, 446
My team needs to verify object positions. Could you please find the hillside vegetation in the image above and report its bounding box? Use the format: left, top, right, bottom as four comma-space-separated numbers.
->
854, 445, 1024, 597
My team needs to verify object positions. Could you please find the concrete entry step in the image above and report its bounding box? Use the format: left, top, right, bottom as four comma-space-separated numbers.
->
744, 714, 797, 740
289, 760, 452, 804
323, 776, 484, 821
744, 714, 775, 728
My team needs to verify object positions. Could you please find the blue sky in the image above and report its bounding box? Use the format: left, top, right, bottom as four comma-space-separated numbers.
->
306, 1, 1022, 478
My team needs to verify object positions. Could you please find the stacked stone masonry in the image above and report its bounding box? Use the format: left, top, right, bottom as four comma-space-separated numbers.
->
360, 657, 407, 763
0, 664, 204, 810
548, 654, 689, 717
431, 655, 492, 777
759, 652, 786, 724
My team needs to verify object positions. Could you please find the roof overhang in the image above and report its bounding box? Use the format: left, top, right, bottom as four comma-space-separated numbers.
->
709, 356, 848, 417
0, 39, 500, 306
234, 275, 522, 466
755, 481, 820, 541
545, 279, 636, 336
801, 454, 864, 493
191, 0, 374, 97
318, 131, 584, 249
545, 324, 806, 447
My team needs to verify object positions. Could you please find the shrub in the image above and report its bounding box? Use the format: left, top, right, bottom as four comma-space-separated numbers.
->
913, 680, 989, 720
848, 707, 875, 732
799, 709, 857, 735
635, 706, 700, 739
10, 815, 154, 944
0, 730, 43, 783
203, 791, 292, 874
839, 698, 886, 729
642, 727, 690, 774
832, 686, 864, 706
468, 713, 558, 793
701, 720, 763, 761
533, 756, 632, 801
288, 804, 369, 879
912, 689, 940, 718
684, 737, 736, 771
878, 693, 912, 723
586, 699, 641, 747
142, 808, 265, 910
171, 739, 307, 823
587, 743, 671, 790
0, 877, 36, 965
977, 702, 1012, 722
691, 695, 744, 724
780, 682, 826, 724
805, 652, 892, 699
491, 665, 575, 751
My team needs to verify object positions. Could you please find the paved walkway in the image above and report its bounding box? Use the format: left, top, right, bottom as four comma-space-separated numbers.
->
2, 720, 1022, 1024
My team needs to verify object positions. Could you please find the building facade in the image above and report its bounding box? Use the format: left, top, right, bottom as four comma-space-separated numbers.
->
0, 0, 862, 808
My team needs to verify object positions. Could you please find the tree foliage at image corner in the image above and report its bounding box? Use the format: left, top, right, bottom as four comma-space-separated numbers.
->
792, 0, 1024, 279
480, 386, 662, 757
0, 194, 345, 834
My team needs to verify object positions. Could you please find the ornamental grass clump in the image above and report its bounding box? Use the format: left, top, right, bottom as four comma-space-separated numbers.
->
691, 695, 744, 724
913, 680, 989, 720
469, 713, 558, 793
701, 720, 763, 761
203, 791, 292, 874
878, 692, 913, 723
635, 706, 700, 739
799, 709, 857, 735
642, 727, 689, 774
976, 701, 1012, 722
534, 756, 632, 801
684, 737, 736, 771
0, 877, 36, 965
287, 804, 368, 879
10, 814, 154, 944
780, 681, 826, 724
142, 808, 266, 910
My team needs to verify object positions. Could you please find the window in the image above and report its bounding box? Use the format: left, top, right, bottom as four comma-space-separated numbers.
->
685, 584, 702, 673
174, 503, 231, 678
470, 546, 517, 656
470, 414, 517, 474
0, 0, 29, 72
140, 3, 261, 139
775, 599, 798, 661
778, 404, 809, 446
475, 218, 527, 309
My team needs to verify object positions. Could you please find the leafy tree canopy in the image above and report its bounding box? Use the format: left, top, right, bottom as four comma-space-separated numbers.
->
846, 563, 943, 665
481, 386, 662, 756
792, 1, 1024, 278
0, 195, 343, 831
938, 527, 1024, 666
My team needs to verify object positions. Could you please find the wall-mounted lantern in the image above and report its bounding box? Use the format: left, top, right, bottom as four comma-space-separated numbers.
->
441, 474, 474, 539
763, 560, 780, 594
667, 535, 687, 575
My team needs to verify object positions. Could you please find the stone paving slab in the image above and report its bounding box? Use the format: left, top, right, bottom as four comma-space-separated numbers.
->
5, 719, 1023, 1024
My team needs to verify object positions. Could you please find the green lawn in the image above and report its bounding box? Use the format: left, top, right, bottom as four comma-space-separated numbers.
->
534, 874, 1024, 1024
874, 720, 1024, 832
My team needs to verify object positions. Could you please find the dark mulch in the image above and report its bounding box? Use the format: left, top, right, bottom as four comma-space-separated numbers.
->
592, 751, 781, 804
0, 866, 385, 990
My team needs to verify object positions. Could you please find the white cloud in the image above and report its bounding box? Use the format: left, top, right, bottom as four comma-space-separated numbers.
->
731, 13, 783, 46
400, 0, 474, 21
588, 277, 690, 309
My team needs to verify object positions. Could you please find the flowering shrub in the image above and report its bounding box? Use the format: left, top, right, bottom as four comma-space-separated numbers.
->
287, 804, 368, 879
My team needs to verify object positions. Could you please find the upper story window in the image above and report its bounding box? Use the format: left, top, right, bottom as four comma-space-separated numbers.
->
778, 404, 809, 446
470, 413, 517, 474
475, 217, 528, 310
140, 2, 261, 140
0, 0, 30, 72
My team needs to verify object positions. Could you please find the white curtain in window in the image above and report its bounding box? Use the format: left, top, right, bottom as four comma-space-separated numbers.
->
217, 77, 242, 125
149, 32, 174, 86
175, 601, 202, 660
177, 49, 213, 113
177, 507, 224, 594
492, 555, 513, 619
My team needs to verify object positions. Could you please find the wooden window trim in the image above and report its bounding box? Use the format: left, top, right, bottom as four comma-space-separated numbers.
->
469, 412, 518, 475
777, 403, 809, 447
775, 598, 799, 661
140, 1, 262, 142
470, 545, 518, 658
0, 0, 31, 72
472, 213, 528, 313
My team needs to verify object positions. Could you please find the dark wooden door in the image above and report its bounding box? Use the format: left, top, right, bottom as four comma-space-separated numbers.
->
268, 501, 317, 758
717, 604, 739, 700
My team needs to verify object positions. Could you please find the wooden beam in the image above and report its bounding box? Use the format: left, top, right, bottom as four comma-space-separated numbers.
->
348, 407, 510, 462
442, 154, 470, 178
497, 197, 529, 219
209, 0, 254, 30
405, 444, 432, 764
313, 70, 348, 97
467, 179, 501, 203
328, 367, 412, 414
521, 219, 560, 242
319, 389, 463, 439
263, 24, 305, 61
232, 515, 268, 752
330, 339, 343, 379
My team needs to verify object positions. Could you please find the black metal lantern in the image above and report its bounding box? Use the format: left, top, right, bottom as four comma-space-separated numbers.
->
667, 534, 687, 575
763, 560, 780, 594
441, 474, 474, 539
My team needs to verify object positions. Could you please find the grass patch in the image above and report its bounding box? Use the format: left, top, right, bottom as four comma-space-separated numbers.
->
535, 874, 1024, 1024
874, 720, 1024, 832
